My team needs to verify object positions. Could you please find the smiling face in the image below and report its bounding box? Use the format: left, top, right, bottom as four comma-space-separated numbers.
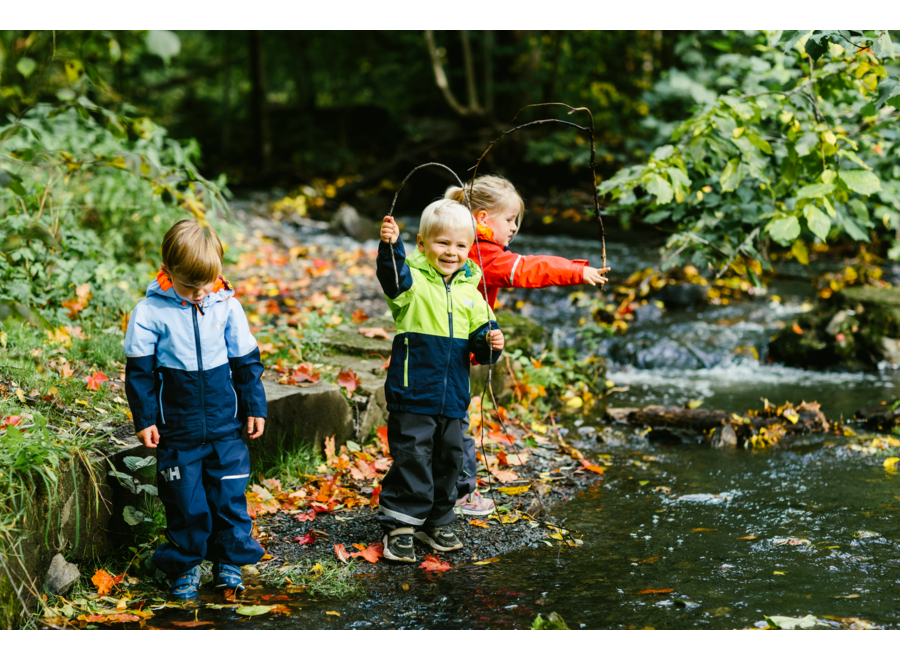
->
477, 201, 520, 247
417, 227, 474, 282
163, 266, 217, 304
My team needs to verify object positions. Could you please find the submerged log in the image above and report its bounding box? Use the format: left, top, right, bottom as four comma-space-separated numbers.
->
606, 403, 829, 440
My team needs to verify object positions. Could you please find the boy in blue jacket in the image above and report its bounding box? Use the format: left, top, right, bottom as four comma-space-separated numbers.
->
377, 200, 504, 562
124, 219, 267, 599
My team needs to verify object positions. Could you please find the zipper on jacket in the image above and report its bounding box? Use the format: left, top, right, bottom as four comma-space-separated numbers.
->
158, 373, 165, 425
440, 277, 454, 415
192, 304, 206, 441
231, 381, 238, 419
403, 336, 409, 387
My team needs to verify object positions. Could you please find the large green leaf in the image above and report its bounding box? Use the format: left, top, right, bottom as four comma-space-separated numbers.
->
146, 30, 181, 65
796, 183, 834, 199
839, 211, 871, 242
645, 174, 674, 205
803, 205, 831, 240
767, 215, 801, 246
839, 170, 882, 195
719, 158, 743, 192
874, 76, 900, 111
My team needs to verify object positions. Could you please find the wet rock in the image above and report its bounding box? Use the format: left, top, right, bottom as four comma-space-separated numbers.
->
856, 403, 900, 429
331, 204, 380, 242
320, 327, 395, 357
576, 426, 597, 439
653, 284, 708, 309
633, 302, 664, 322
710, 424, 738, 448
45, 554, 80, 595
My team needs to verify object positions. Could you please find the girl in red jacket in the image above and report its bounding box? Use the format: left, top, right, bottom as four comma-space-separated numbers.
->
445, 175, 610, 515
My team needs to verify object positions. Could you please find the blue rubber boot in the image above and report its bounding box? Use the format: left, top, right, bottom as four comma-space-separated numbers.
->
212, 563, 245, 593
169, 566, 202, 600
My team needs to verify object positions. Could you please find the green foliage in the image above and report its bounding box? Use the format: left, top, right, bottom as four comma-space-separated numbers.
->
531, 611, 570, 630
599, 30, 900, 273
261, 557, 362, 598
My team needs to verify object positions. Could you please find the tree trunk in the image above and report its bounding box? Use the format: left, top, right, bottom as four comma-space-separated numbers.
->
248, 30, 271, 173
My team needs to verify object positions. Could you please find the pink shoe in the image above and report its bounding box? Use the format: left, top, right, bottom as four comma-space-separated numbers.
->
454, 491, 496, 517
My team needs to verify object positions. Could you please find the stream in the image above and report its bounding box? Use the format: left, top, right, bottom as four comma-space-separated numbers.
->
149, 219, 900, 630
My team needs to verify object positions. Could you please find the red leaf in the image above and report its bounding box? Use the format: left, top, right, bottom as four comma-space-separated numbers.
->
420, 555, 452, 572
337, 369, 361, 394
293, 510, 315, 523
581, 459, 606, 475
1, 415, 22, 430
294, 533, 315, 545
370, 484, 381, 506
84, 371, 109, 391
497, 450, 509, 467
334, 544, 351, 563
375, 426, 389, 454
261, 595, 291, 601
349, 542, 384, 563
359, 327, 388, 339
351, 310, 370, 323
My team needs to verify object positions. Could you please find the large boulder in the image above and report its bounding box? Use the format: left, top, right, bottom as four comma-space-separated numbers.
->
331, 204, 380, 242
768, 285, 900, 371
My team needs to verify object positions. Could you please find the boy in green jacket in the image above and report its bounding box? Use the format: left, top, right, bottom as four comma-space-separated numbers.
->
377, 199, 504, 562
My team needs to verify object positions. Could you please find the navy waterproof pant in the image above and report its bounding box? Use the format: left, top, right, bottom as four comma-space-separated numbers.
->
152, 432, 264, 576
456, 413, 477, 498
378, 411, 464, 532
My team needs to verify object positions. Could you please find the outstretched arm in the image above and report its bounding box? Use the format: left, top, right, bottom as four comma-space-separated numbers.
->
479, 247, 608, 289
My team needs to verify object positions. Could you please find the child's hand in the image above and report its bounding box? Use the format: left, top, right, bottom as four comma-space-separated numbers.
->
488, 329, 504, 351
583, 266, 611, 287
381, 216, 399, 244
136, 425, 160, 448
247, 416, 265, 439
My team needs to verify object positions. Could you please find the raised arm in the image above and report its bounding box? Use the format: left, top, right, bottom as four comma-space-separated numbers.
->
376, 215, 414, 300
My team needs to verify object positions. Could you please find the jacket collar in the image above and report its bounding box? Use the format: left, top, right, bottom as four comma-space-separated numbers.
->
148, 269, 235, 305
407, 247, 480, 284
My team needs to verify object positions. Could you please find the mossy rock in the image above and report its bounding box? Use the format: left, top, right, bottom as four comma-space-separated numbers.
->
494, 310, 550, 357
320, 327, 395, 358
769, 285, 900, 371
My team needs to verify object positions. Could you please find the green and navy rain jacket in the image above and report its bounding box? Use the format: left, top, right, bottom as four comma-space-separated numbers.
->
376, 239, 501, 419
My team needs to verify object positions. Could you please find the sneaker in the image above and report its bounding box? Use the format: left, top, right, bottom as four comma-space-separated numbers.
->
212, 563, 245, 593
169, 566, 202, 600
414, 525, 463, 552
454, 491, 496, 517
383, 527, 416, 563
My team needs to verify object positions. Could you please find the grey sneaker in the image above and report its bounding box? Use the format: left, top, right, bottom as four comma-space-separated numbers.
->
383, 527, 416, 563
414, 525, 463, 552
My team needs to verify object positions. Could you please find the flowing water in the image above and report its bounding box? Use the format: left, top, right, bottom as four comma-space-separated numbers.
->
150, 220, 900, 629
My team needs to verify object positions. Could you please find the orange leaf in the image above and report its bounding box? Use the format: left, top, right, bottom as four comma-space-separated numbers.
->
359, 327, 389, 340
489, 469, 518, 483
349, 542, 384, 563
469, 519, 489, 528
171, 620, 213, 628
636, 588, 673, 595
1, 415, 22, 430
351, 310, 370, 323
420, 555, 452, 572
792, 323, 804, 335
84, 371, 109, 391
293, 511, 315, 522
59, 364, 74, 379
324, 435, 336, 461
580, 459, 606, 475
334, 544, 351, 563
497, 450, 509, 467
337, 369, 361, 394
91, 569, 123, 595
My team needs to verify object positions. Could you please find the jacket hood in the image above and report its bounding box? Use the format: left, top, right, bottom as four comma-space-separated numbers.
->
406, 247, 483, 285
146, 269, 235, 306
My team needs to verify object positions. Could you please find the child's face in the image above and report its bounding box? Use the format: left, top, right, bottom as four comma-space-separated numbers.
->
163, 267, 217, 304
478, 202, 519, 247
417, 227, 474, 282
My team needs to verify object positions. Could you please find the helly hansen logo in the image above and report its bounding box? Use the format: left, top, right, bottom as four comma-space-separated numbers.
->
463, 298, 475, 309
160, 466, 181, 483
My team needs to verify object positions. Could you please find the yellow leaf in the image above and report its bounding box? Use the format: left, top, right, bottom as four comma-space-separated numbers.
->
733, 127, 745, 138
531, 422, 548, 434
15, 389, 26, 403
823, 130, 837, 145
774, 571, 786, 575
566, 396, 584, 408
310, 563, 324, 575
498, 485, 530, 496
469, 519, 489, 528
473, 558, 500, 565
326, 611, 340, 616
884, 457, 900, 470
842, 428, 856, 436
0, 331, 6, 348
784, 413, 799, 424
791, 240, 809, 266
686, 399, 703, 409
401, 583, 409, 591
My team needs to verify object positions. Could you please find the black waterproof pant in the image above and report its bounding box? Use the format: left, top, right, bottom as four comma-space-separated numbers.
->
456, 413, 478, 498
378, 411, 464, 532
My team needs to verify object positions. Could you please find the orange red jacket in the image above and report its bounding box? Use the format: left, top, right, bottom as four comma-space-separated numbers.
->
468, 224, 588, 309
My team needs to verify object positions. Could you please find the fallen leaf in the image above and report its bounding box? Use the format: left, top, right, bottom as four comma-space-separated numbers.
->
337, 369, 361, 394
84, 371, 109, 391
326, 611, 341, 616
293, 511, 315, 522
489, 469, 518, 483
580, 460, 605, 475
349, 542, 384, 563
351, 310, 370, 323
884, 457, 899, 470
498, 485, 530, 496
773, 571, 786, 575
792, 323, 804, 335
171, 620, 214, 628
261, 594, 291, 601
59, 364, 75, 379
420, 555, 452, 572
91, 569, 123, 595
738, 535, 757, 541
359, 327, 389, 339
473, 558, 500, 565
235, 605, 273, 617
294, 533, 315, 545
469, 519, 489, 528
636, 588, 673, 595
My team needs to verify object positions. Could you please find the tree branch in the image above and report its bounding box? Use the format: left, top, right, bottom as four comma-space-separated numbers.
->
425, 30, 479, 117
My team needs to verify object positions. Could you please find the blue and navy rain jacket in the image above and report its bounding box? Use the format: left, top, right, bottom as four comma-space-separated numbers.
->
124, 271, 267, 443
376, 239, 501, 419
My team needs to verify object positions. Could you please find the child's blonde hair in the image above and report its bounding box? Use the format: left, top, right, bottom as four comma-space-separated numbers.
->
444, 174, 524, 223
161, 219, 223, 284
419, 199, 475, 243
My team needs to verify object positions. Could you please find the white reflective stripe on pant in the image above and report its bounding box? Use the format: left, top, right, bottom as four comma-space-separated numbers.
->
221, 474, 250, 480
378, 504, 426, 526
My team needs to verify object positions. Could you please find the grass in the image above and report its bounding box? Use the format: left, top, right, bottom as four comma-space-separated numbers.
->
249, 430, 322, 486
261, 557, 363, 598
